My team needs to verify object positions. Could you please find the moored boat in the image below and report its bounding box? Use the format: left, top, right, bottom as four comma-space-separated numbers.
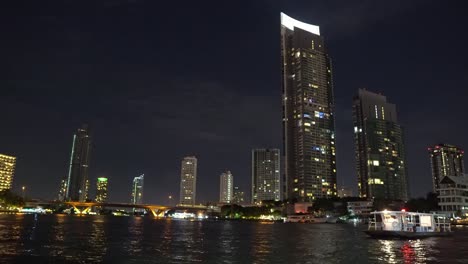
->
365, 210, 452, 239
284, 214, 327, 223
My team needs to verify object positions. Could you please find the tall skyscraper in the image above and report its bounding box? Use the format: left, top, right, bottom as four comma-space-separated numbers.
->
179, 156, 197, 205
281, 13, 337, 202
65, 124, 91, 202
428, 144, 465, 191
219, 170, 234, 203
0, 153, 16, 192
251, 149, 281, 203
131, 174, 144, 204
233, 186, 245, 204
353, 89, 408, 201
95, 177, 108, 203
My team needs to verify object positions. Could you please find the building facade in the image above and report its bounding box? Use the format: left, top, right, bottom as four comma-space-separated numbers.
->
347, 201, 374, 217
437, 175, 468, 217
180, 156, 197, 205
251, 149, 281, 203
131, 174, 144, 204
428, 144, 465, 191
233, 186, 245, 204
65, 124, 91, 202
219, 171, 234, 203
95, 177, 108, 203
352, 89, 408, 201
281, 13, 337, 202
0, 154, 16, 192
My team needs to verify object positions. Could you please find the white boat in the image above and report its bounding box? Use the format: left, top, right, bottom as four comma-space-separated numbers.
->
284, 214, 327, 223
365, 210, 452, 239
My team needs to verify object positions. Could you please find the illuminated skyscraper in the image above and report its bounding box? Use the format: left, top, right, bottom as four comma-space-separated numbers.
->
179, 156, 197, 205
131, 174, 144, 204
281, 13, 337, 202
233, 186, 245, 204
95, 177, 108, 203
252, 149, 280, 203
353, 89, 408, 200
65, 124, 91, 202
428, 144, 465, 191
0, 153, 16, 191
58, 179, 67, 201
219, 170, 233, 203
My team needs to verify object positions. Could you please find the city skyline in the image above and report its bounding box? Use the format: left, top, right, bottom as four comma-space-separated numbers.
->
2, 1, 468, 203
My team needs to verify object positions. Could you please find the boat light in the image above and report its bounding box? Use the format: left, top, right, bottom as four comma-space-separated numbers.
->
401, 209, 406, 212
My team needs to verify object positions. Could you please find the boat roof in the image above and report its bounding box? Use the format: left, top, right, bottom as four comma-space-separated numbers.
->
371, 211, 445, 216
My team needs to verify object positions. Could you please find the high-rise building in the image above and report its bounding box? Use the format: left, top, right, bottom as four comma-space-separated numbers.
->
281, 13, 337, 202
95, 177, 108, 203
219, 170, 234, 203
352, 89, 408, 201
131, 174, 144, 204
251, 149, 281, 203
0, 154, 16, 192
233, 186, 245, 204
428, 144, 465, 191
65, 124, 91, 202
58, 179, 67, 201
180, 156, 197, 205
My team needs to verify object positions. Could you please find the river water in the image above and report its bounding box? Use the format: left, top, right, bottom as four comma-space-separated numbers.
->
1, 214, 467, 263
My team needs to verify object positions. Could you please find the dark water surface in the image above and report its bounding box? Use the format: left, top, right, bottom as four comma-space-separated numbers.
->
1, 214, 468, 263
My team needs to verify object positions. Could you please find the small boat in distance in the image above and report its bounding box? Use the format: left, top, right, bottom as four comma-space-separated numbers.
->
284, 214, 327, 223
365, 210, 452, 239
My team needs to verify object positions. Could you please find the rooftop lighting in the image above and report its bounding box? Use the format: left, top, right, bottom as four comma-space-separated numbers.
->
281, 12, 320, 36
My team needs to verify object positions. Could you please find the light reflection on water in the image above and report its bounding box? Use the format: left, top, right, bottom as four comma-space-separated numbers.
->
1, 214, 468, 263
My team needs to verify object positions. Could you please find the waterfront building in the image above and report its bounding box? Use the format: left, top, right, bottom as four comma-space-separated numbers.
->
95, 177, 108, 203
352, 89, 408, 201
281, 13, 337, 202
437, 175, 468, 217
251, 149, 281, 203
219, 171, 234, 203
0, 153, 16, 191
428, 144, 465, 191
180, 156, 197, 205
347, 201, 374, 217
233, 186, 245, 204
337, 186, 353, 198
131, 174, 144, 204
65, 124, 91, 202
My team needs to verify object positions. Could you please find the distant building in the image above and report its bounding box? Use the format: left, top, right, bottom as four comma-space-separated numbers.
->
0, 153, 16, 191
251, 149, 280, 203
428, 144, 465, 191
131, 174, 144, 204
353, 89, 408, 201
347, 201, 373, 217
337, 186, 353, 198
219, 171, 234, 203
95, 177, 108, 203
65, 124, 91, 202
437, 175, 468, 217
180, 156, 197, 205
281, 12, 337, 202
58, 179, 67, 201
233, 186, 245, 204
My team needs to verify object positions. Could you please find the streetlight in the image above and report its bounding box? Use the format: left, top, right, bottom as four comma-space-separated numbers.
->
21, 186, 26, 200
168, 195, 173, 206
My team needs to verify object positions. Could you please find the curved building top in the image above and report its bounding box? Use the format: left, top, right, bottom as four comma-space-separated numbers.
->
281, 12, 320, 36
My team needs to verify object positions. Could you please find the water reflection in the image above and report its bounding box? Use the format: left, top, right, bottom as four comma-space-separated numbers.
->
86, 217, 108, 262
251, 223, 273, 263
124, 216, 144, 255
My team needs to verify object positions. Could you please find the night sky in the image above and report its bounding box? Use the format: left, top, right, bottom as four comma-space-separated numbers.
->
2, 0, 468, 204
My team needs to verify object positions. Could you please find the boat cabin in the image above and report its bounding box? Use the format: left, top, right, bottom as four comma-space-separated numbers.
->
368, 210, 451, 233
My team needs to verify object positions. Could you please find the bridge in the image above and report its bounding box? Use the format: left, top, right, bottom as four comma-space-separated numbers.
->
24, 200, 219, 217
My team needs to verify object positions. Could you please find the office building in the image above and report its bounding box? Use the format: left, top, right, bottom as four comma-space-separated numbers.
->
65, 124, 91, 202
180, 156, 197, 205
219, 170, 234, 203
352, 89, 408, 200
437, 175, 468, 217
233, 186, 245, 204
347, 201, 373, 217
131, 174, 144, 204
0, 154, 16, 192
95, 177, 108, 203
281, 13, 337, 202
428, 144, 465, 191
252, 149, 281, 203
